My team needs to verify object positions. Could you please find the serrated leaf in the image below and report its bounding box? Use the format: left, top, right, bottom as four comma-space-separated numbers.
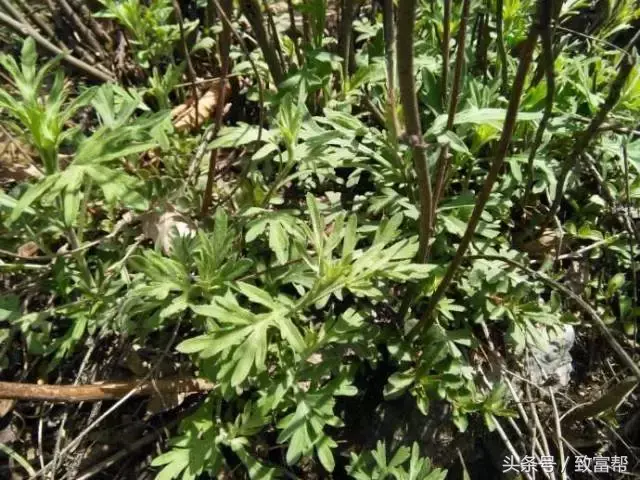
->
306, 193, 324, 252
437, 131, 470, 155
236, 282, 276, 309
8, 175, 58, 224
316, 436, 336, 472
176, 334, 214, 354
384, 369, 415, 399
342, 214, 358, 259
269, 220, 289, 264
276, 316, 306, 352
428, 108, 542, 136
607, 273, 626, 297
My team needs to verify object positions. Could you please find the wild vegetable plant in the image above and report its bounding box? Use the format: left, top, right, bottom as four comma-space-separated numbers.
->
1, 0, 640, 478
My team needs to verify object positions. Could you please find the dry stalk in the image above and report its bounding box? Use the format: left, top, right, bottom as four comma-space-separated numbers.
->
202, 0, 233, 217
549, 389, 567, 480
0, 11, 114, 82
172, 0, 199, 131
525, 383, 552, 457
12, 0, 56, 39
66, 0, 112, 47
54, 0, 107, 58
479, 371, 534, 480
0, 378, 214, 402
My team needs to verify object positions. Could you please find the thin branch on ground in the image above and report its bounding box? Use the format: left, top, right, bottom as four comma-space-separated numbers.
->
550, 402, 565, 480
12, 0, 56, 39
66, 0, 112, 47
75, 419, 179, 480
0, 377, 215, 402
54, 0, 107, 58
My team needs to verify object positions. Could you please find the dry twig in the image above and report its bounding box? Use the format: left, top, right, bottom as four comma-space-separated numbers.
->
0, 378, 214, 402
0, 11, 114, 82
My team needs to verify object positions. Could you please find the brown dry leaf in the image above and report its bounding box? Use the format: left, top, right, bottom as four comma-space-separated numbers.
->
517, 228, 560, 258
0, 425, 17, 445
146, 390, 186, 416
141, 211, 196, 254
0, 398, 15, 418
17, 242, 39, 258
0, 131, 42, 183
122, 347, 149, 377
171, 81, 231, 133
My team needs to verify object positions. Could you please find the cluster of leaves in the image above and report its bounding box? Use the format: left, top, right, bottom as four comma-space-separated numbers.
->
1, 0, 640, 478
96, 0, 199, 67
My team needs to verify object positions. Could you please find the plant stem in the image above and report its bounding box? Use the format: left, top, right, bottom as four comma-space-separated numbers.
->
263, 0, 286, 71
522, 0, 554, 207
408, 16, 539, 341
440, 0, 451, 107
286, 0, 303, 65
382, 0, 399, 140
547, 55, 634, 221
210, 0, 264, 141
240, 0, 284, 85
172, 0, 199, 130
495, 0, 508, 94
339, 0, 355, 82
397, 0, 433, 263
432, 0, 471, 218
202, 0, 232, 217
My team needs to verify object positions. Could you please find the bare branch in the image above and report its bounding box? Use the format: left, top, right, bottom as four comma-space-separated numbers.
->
0, 378, 214, 402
